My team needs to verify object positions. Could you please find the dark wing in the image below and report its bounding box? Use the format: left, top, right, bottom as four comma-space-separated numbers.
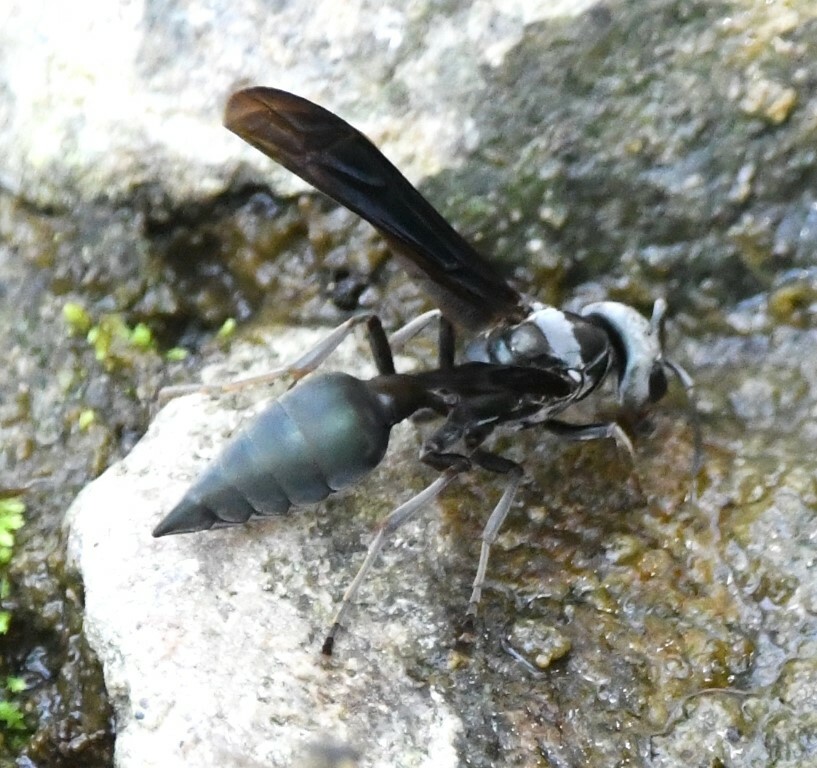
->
413, 362, 576, 400
224, 87, 526, 331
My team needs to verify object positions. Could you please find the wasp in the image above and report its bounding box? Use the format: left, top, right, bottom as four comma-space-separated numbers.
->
153, 88, 696, 654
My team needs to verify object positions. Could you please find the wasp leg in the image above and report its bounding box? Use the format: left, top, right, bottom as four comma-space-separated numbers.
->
524, 418, 636, 463
464, 451, 524, 623
387, 309, 440, 351
534, 418, 643, 497
322, 468, 460, 656
159, 313, 384, 402
438, 315, 455, 369
324, 389, 473, 655
415, 399, 469, 472
160, 309, 455, 403
387, 309, 456, 369
421, 410, 527, 627
418, 389, 525, 473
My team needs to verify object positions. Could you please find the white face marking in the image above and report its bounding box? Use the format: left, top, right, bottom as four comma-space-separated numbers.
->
581, 301, 663, 408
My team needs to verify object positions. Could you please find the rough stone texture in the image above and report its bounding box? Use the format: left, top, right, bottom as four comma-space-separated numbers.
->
66, 321, 817, 768
0, 0, 598, 208
66, 330, 463, 767
6, 0, 817, 765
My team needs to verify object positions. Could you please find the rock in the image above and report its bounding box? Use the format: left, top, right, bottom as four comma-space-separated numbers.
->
66, 328, 463, 767
16, 0, 817, 765
0, 0, 599, 208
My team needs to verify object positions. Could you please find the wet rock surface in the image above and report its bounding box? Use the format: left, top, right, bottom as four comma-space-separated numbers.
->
2, 0, 817, 765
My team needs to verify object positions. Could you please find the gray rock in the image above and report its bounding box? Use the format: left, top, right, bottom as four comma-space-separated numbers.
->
66, 329, 463, 767
9, 0, 817, 765
0, 0, 598, 207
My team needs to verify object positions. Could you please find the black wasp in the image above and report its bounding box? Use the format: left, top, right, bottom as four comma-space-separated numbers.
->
153, 87, 696, 655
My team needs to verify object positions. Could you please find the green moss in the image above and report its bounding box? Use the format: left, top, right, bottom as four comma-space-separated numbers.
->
0, 499, 28, 745
216, 317, 237, 340
62, 302, 93, 335
0, 701, 25, 732
129, 322, 154, 350
165, 347, 189, 361
78, 409, 96, 431
5, 679, 25, 695
85, 314, 160, 369
0, 500, 23, 567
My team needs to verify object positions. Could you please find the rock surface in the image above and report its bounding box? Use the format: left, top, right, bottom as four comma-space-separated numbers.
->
5, 0, 817, 765
66, 330, 466, 767
0, 0, 598, 207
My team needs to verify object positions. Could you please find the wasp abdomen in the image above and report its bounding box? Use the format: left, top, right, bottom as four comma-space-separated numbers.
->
152, 372, 394, 537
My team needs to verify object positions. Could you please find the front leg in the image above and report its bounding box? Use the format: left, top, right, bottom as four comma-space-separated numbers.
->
417, 397, 481, 473
522, 418, 636, 463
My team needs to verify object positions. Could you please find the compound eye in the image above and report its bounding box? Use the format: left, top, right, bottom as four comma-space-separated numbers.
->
648, 363, 668, 403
